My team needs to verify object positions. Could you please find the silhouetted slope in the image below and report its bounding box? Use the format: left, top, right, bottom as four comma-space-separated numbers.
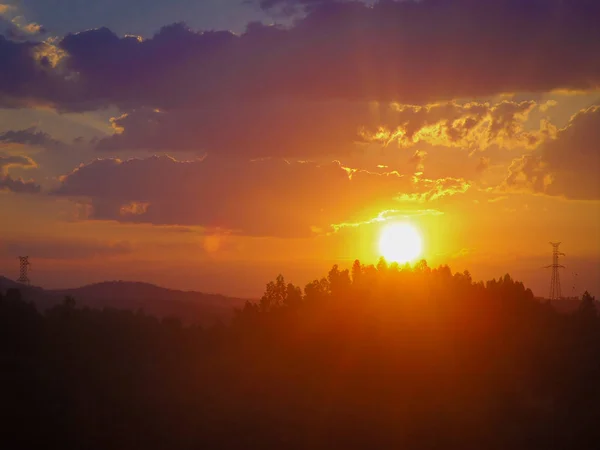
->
1, 261, 599, 450
0, 276, 23, 290
0, 276, 49, 305
0, 276, 249, 325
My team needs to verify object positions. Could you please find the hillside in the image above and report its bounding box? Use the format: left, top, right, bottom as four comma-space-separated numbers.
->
0, 276, 249, 326
2, 262, 599, 450
1, 275, 593, 325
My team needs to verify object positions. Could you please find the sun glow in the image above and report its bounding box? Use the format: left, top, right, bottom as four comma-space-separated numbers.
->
379, 222, 423, 264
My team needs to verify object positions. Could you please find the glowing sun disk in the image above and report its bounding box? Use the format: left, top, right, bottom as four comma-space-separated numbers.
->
379, 222, 423, 263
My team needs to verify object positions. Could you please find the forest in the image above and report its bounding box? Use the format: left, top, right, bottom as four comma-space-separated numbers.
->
1, 259, 599, 449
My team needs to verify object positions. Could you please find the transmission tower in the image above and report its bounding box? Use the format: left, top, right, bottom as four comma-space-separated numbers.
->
545, 243, 565, 302
17, 256, 31, 285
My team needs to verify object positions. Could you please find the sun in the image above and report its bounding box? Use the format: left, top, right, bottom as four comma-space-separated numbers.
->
379, 222, 423, 264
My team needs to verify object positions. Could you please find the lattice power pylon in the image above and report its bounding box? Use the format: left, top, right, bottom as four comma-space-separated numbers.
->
545, 243, 565, 302
17, 256, 31, 285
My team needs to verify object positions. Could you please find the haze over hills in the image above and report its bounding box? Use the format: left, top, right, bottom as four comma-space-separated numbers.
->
0, 276, 250, 326
2, 273, 595, 323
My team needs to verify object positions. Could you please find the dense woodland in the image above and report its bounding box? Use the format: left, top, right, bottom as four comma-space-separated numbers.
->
1, 259, 599, 449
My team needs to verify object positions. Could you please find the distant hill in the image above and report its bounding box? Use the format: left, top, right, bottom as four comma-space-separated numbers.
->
2, 275, 596, 324
0, 276, 250, 326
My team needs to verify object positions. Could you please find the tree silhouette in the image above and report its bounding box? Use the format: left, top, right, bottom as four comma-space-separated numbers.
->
579, 291, 597, 316
0, 261, 598, 450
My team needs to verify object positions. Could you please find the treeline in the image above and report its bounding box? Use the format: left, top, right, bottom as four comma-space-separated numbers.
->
1, 259, 599, 449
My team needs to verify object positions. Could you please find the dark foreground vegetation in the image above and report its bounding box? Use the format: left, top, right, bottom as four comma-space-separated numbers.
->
1, 260, 599, 449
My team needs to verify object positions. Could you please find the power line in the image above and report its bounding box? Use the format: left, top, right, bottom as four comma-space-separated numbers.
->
17, 256, 31, 285
544, 242, 565, 302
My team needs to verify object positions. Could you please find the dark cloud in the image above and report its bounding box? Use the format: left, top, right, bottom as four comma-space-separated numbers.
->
256, 0, 344, 16
0, 238, 132, 260
9, 0, 263, 38
503, 106, 600, 200
0, 151, 40, 192
0, 5, 47, 40
0, 34, 73, 109
2, 1, 600, 111
58, 24, 237, 110
52, 155, 469, 237
0, 21, 47, 41
258, 0, 331, 9
96, 100, 551, 157
0, 175, 41, 193
60, 1, 600, 109
0, 128, 100, 183
0, 127, 63, 148
96, 101, 372, 156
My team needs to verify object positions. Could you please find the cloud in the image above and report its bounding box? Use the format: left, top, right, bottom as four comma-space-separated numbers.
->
0, 3, 47, 38
360, 101, 554, 151
330, 208, 444, 233
51, 1, 600, 106
257, 0, 332, 10
3, 0, 265, 38
52, 155, 468, 237
2, 1, 600, 111
0, 127, 64, 149
408, 150, 427, 173
0, 175, 41, 193
255, 0, 343, 16
0, 127, 96, 177
95, 100, 552, 157
0, 151, 40, 193
0, 34, 71, 109
0, 4, 14, 15
476, 157, 490, 173
95, 101, 371, 157
0, 19, 47, 41
0, 238, 132, 260
0, 153, 37, 173
502, 106, 600, 200
396, 176, 471, 203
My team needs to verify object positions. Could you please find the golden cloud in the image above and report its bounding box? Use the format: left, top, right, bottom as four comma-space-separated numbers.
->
360, 101, 557, 151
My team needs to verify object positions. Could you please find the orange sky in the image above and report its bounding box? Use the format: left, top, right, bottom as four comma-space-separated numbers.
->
1, 91, 599, 297
1, 1, 599, 298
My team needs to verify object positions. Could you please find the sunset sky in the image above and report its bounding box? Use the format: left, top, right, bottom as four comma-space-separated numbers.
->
1, 0, 599, 298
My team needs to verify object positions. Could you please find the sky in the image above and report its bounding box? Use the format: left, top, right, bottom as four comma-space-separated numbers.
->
1, 0, 599, 298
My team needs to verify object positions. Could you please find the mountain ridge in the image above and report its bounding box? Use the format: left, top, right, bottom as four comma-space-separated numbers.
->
2, 276, 593, 320
0, 276, 251, 326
